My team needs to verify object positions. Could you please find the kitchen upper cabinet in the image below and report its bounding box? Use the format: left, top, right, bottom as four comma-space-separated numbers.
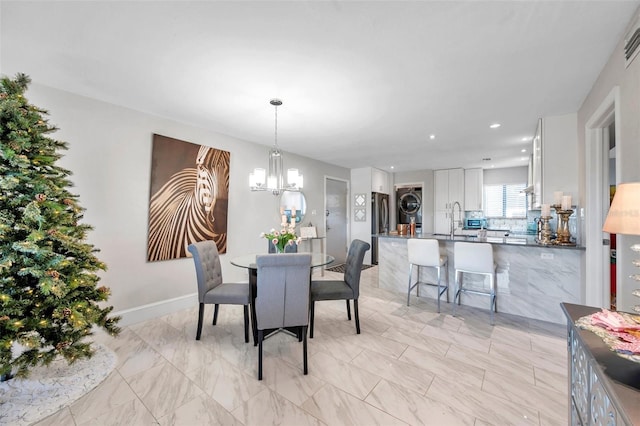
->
464, 168, 483, 211
531, 119, 542, 209
528, 113, 578, 210
541, 113, 578, 206
371, 168, 390, 194
434, 168, 464, 233
434, 168, 464, 209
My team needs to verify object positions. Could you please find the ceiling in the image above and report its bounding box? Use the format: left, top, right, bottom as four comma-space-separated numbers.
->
2, 1, 638, 173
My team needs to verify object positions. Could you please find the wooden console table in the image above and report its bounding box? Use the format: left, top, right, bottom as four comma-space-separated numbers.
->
562, 303, 640, 425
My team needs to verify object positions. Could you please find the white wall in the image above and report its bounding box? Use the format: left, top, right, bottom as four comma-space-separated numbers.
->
350, 167, 373, 264
577, 9, 640, 313
25, 83, 349, 324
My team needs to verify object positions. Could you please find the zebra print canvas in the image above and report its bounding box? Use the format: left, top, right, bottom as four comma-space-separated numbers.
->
147, 134, 229, 261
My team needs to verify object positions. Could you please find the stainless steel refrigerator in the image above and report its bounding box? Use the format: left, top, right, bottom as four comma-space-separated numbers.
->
371, 192, 389, 265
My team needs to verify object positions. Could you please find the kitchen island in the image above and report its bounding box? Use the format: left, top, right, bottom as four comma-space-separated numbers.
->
377, 233, 585, 324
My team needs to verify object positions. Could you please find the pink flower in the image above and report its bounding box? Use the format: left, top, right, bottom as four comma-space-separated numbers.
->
272, 238, 279, 245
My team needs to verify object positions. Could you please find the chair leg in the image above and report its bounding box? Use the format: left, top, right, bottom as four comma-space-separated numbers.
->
196, 303, 204, 340
303, 325, 308, 375
258, 330, 264, 380
445, 262, 450, 303
243, 305, 249, 343
251, 303, 258, 346
452, 270, 460, 317
346, 299, 351, 320
436, 266, 441, 313
310, 301, 315, 339
354, 299, 360, 334
490, 294, 496, 325
212, 304, 219, 325
407, 263, 414, 306
490, 275, 496, 325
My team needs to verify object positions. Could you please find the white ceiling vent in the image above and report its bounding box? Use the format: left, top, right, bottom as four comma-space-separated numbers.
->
624, 14, 640, 68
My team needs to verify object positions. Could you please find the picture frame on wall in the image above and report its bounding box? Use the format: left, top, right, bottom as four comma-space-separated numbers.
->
147, 134, 230, 261
354, 193, 366, 222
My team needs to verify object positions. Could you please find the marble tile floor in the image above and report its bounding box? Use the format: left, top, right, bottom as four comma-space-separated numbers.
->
35, 266, 569, 425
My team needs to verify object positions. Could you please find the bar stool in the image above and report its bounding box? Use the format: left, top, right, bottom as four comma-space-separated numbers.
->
452, 242, 497, 324
407, 239, 449, 312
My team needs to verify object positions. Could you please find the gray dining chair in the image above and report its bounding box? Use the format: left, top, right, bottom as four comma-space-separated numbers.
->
309, 239, 370, 338
255, 253, 312, 380
188, 241, 251, 342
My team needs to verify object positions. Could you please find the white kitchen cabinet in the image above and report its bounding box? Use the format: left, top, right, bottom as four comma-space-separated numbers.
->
433, 211, 450, 235
531, 119, 542, 209
371, 168, 389, 194
464, 168, 483, 211
528, 114, 578, 210
433, 168, 464, 234
541, 113, 578, 206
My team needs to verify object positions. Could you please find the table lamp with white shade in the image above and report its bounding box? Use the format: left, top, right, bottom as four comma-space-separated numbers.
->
602, 182, 640, 312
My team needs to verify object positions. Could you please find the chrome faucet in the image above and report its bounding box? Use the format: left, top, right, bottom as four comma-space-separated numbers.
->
450, 201, 462, 238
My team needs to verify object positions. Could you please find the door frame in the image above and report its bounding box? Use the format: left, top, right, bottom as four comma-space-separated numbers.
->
394, 181, 426, 231
585, 86, 620, 308
324, 175, 350, 260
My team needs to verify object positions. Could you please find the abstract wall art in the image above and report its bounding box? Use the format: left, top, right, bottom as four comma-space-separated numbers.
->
147, 134, 230, 261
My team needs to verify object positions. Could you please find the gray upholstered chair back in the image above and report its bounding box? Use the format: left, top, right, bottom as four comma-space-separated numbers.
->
187, 241, 223, 303
343, 239, 371, 299
256, 253, 312, 330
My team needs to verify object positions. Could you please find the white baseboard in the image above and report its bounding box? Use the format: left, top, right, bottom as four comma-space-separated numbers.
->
113, 293, 198, 326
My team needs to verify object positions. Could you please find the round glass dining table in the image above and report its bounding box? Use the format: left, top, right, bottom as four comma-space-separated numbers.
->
230, 252, 334, 270
230, 252, 334, 345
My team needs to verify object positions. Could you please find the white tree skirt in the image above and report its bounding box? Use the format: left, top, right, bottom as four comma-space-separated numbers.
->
0, 344, 116, 425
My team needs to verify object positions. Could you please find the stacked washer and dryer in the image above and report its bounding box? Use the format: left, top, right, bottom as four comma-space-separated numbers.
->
396, 186, 422, 231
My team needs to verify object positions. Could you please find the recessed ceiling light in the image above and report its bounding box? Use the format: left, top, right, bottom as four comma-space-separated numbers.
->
520, 157, 528, 161
521, 149, 526, 153
521, 137, 530, 142
490, 165, 495, 168
390, 166, 395, 170
429, 134, 436, 140
489, 123, 501, 129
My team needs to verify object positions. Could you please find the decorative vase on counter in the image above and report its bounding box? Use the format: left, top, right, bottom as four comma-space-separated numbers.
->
397, 224, 409, 235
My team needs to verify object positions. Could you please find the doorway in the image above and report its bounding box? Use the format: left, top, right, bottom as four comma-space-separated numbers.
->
325, 177, 349, 265
585, 86, 620, 309
608, 123, 617, 309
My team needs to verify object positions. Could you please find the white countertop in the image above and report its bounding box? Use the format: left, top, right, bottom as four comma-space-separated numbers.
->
374, 232, 584, 250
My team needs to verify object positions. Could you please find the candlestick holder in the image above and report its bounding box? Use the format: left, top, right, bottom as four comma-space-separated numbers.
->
555, 208, 576, 246
537, 216, 553, 245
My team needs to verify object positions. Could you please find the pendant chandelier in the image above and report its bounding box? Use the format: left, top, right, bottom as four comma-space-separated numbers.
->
249, 99, 303, 195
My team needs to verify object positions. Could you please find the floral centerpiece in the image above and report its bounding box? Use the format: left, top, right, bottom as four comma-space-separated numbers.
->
261, 216, 301, 253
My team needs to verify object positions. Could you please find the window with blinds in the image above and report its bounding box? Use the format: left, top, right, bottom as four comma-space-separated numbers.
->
483, 183, 527, 218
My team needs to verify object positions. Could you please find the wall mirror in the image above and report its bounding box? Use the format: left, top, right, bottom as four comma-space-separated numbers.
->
279, 190, 307, 224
